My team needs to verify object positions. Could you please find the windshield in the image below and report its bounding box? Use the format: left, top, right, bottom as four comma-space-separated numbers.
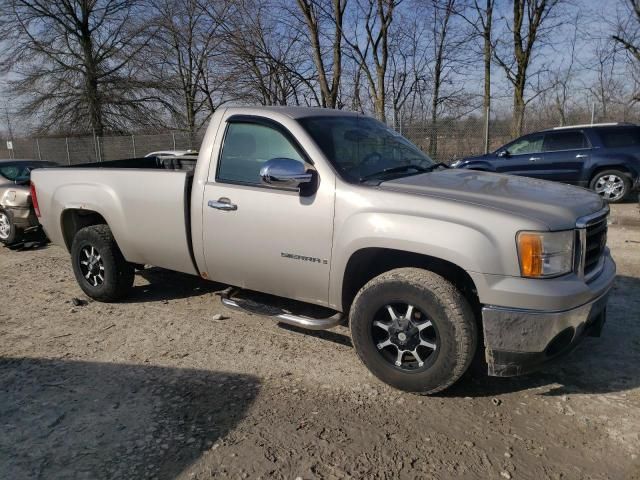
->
298, 115, 434, 182
0, 162, 54, 183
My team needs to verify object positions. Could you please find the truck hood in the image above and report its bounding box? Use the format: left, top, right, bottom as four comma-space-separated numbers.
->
380, 169, 605, 230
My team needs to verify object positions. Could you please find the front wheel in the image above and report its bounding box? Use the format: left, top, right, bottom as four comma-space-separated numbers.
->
349, 268, 477, 394
590, 170, 630, 203
0, 209, 23, 245
71, 224, 134, 302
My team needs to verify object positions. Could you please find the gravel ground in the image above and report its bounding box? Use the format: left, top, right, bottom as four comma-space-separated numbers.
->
1, 203, 639, 480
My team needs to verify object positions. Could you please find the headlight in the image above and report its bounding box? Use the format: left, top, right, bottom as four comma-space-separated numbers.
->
516, 230, 574, 278
450, 160, 462, 168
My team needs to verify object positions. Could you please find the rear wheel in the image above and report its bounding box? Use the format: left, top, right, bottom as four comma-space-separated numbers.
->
0, 209, 22, 245
590, 170, 630, 203
71, 224, 134, 302
349, 268, 477, 394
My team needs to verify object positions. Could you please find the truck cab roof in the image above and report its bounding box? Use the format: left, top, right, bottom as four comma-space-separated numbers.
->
223, 105, 360, 120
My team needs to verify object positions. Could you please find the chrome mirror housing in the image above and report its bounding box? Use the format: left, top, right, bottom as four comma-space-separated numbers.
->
260, 158, 313, 189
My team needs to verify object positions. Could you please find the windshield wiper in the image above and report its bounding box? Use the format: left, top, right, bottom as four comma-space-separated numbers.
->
359, 163, 447, 182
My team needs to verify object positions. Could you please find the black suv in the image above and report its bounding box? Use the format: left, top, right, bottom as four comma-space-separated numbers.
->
451, 123, 640, 202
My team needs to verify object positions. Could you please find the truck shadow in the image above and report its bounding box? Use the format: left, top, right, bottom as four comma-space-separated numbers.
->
124, 267, 224, 303
277, 323, 353, 347
0, 357, 259, 479
446, 274, 640, 397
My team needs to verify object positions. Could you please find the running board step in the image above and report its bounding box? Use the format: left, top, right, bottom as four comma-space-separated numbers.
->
218, 289, 344, 331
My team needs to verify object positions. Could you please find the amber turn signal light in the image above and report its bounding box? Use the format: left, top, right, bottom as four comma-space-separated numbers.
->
517, 232, 543, 278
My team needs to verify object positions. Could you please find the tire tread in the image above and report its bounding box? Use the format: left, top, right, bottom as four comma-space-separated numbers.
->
71, 224, 134, 302
350, 267, 477, 394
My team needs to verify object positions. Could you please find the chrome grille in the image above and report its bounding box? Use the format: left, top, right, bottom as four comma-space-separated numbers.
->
584, 218, 608, 276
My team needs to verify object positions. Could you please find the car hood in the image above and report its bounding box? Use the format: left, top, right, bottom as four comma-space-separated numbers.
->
379, 169, 605, 230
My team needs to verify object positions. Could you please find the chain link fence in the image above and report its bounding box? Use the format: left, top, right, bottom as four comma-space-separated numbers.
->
0, 130, 205, 165
0, 112, 637, 165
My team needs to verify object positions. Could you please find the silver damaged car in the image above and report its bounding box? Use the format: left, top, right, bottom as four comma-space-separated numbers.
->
0, 159, 56, 245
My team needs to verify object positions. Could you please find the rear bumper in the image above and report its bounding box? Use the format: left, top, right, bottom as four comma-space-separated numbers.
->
5, 206, 39, 229
481, 261, 615, 377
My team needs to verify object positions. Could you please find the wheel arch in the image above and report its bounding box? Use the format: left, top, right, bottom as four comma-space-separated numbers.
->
61, 208, 108, 251
589, 165, 633, 180
340, 247, 480, 317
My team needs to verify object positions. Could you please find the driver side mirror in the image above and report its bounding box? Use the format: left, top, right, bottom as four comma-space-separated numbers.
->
260, 158, 313, 189
497, 150, 510, 158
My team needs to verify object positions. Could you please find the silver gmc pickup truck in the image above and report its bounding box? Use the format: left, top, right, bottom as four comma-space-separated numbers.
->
32, 107, 615, 394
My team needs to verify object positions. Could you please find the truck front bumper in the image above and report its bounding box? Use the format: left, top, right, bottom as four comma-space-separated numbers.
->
481, 257, 615, 377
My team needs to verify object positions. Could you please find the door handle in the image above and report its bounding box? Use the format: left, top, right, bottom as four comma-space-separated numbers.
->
529, 157, 541, 162
575, 154, 588, 159
208, 198, 237, 211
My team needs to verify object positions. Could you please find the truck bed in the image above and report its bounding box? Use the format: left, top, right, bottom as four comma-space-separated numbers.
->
70, 156, 198, 172
32, 157, 199, 276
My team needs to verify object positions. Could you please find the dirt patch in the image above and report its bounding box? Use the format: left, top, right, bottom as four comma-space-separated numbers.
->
1, 204, 639, 479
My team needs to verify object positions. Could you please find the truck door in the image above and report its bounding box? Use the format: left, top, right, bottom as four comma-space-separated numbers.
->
201, 116, 335, 306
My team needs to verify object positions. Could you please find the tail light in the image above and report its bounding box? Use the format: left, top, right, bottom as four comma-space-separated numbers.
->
30, 182, 41, 217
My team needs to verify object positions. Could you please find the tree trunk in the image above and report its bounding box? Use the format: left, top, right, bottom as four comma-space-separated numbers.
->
78, 15, 103, 136
512, 78, 526, 136
297, 0, 330, 107
352, 63, 363, 112
482, 0, 493, 152
429, 66, 441, 158
429, 0, 454, 159
329, 0, 345, 108
494, 0, 558, 138
376, 67, 386, 122
296, 0, 345, 109
555, 98, 566, 126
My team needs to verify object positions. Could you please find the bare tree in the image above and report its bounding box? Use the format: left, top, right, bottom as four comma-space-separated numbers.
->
343, 0, 401, 121
586, 39, 626, 120
295, 0, 347, 108
427, 0, 457, 157
148, 0, 229, 139
350, 59, 366, 111
549, 12, 579, 125
457, 0, 494, 150
387, 16, 427, 131
0, 0, 158, 135
494, 0, 562, 136
222, 0, 313, 106
404, 0, 474, 158
612, 0, 640, 62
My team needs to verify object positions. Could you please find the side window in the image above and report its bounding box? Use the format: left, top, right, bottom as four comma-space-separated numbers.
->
507, 134, 543, 155
543, 131, 589, 152
217, 122, 304, 185
599, 128, 640, 148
